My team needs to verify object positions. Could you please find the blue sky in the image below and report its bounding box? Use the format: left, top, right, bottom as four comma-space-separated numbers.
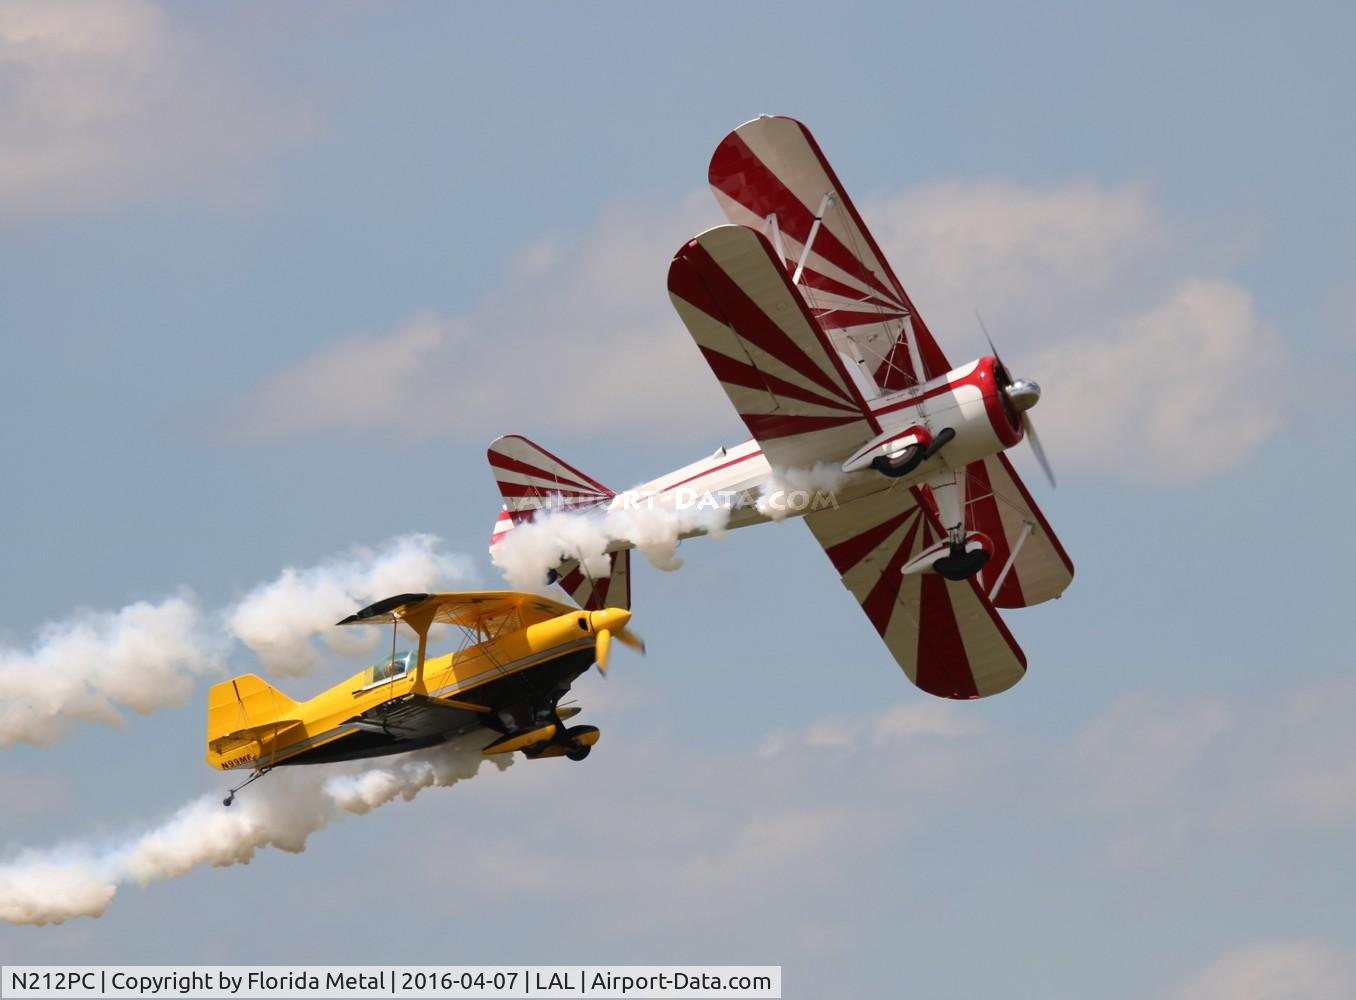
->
2, 2, 1354, 997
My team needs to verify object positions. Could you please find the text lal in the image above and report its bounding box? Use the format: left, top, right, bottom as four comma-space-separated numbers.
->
538, 972, 730, 991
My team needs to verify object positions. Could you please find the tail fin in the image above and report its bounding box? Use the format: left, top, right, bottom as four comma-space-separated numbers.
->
206, 674, 299, 767
487, 434, 631, 611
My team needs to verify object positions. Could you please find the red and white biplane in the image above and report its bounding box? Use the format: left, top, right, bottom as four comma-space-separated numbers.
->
488, 116, 1074, 700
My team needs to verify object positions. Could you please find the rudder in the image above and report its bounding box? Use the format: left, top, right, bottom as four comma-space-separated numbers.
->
207, 674, 296, 746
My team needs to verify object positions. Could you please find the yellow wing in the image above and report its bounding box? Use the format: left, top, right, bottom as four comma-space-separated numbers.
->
336, 590, 577, 635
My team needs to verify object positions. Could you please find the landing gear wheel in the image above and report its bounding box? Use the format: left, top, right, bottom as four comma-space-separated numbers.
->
870, 444, 924, 479
566, 745, 591, 762
932, 546, 991, 581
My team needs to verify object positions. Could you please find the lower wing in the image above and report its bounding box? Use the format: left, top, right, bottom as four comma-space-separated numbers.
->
805, 485, 1027, 699
962, 453, 1075, 608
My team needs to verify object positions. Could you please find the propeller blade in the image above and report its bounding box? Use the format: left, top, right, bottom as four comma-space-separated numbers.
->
975, 309, 1000, 361
615, 627, 646, 655
595, 629, 612, 675
1022, 413, 1057, 489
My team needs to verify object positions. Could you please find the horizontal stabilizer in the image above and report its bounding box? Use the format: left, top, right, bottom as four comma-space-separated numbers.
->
208, 719, 302, 754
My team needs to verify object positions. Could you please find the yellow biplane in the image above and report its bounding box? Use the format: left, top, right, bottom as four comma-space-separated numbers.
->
206, 591, 641, 805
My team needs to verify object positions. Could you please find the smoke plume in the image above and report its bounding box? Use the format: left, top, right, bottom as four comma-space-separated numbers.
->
225, 533, 474, 676
0, 534, 471, 748
756, 464, 850, 522
0, 595, 225, 749
0, 735, 510, 926
490, 501, 730, 590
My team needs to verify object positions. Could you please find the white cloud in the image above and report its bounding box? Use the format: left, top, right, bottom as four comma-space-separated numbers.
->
868, 177, 1166, 339
1169, 941, 1356, 1000
1064, 679, 1356, 865
759, 698, 984, 757
416, 697, 999, 950
1067, 693, 1233, 812
0, 1, 308, 220
1033, 279, 1284, 481
219, 192, 733, 445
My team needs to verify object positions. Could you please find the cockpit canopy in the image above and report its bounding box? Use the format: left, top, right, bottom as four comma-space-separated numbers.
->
363, 649, 414, 686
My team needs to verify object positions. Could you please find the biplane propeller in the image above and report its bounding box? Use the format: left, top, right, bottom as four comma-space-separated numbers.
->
975, 310, 1055, 489
208, 591, 640, 803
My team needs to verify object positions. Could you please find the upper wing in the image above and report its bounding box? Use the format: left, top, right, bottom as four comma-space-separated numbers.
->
962, 453, 1075, 608
709, 115, 950, 393
805, 487, 1026, 698
668, 223, 881, 469
336, 591, 577, 632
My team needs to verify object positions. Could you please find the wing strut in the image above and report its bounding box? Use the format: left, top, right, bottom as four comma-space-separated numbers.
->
765, 213, 789, 270
987, 520, 1034, 602
792, 191, 835, 285
393, 604, 439, 691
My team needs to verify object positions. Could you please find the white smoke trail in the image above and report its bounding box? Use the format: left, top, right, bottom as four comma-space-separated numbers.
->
225, 533, 475, 677
490, 501, 730, 591
0, 535, 473, 747
756, 463, 850, 522
0, 735, 511, 926
0, 595, 226, 749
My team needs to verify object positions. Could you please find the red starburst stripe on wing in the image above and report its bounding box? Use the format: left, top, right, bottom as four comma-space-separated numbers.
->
860, 516, 924, 635
742, 412, 864, 441
699, 346, 859, 413
993, 453, 1075, 577
913, 574, 979, 699
673, 242, 850, 405
709, 134, 901, 306
823, 506, 920, 575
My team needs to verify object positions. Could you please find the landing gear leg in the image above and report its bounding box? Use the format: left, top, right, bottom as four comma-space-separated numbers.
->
926, 466, 990, 582
222, 767, 272, 807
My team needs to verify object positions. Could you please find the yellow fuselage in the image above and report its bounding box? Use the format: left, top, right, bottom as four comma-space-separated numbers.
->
207, 610, 598, 771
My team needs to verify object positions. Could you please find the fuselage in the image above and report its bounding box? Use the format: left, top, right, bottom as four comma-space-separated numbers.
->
566, 354, 1023, 550
208, 610, 603, 771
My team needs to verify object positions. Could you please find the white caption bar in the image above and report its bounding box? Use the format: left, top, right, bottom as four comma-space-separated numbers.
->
1, 966, 780, 999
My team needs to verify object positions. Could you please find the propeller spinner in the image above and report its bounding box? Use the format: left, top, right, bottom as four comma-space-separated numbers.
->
588, 608, 645, 675
977, 312, 1057, 489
